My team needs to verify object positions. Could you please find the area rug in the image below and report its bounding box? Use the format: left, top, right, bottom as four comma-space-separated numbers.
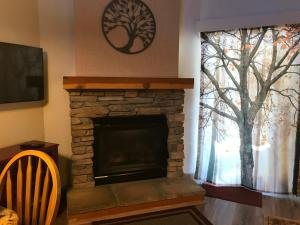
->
264, 216, 300, 225
93, 206, 212, 225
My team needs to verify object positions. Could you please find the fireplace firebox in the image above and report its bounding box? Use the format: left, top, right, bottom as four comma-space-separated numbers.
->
92, 115, 169, 185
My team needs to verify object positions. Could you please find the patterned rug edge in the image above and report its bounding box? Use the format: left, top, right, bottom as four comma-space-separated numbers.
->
93, 206, 212, 225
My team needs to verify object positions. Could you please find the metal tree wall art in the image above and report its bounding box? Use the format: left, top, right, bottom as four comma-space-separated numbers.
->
102, 0, 156, 54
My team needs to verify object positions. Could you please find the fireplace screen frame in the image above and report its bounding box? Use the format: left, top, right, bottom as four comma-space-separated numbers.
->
92, 114, 169, 185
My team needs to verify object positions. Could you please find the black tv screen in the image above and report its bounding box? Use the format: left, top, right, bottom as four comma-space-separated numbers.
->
0, 42, 44, 104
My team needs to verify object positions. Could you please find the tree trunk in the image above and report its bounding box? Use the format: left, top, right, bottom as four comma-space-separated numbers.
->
206, 117, 217, 182
239, 124, 254, 188
119, 34, 135, 53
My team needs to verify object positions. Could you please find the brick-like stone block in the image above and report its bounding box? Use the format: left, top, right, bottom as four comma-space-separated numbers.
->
125, 90, 138, 98
161, 106, 183, 114
105, 90, 125, 96
71, 130, 93, 138
71, 96, 97, 102
72, 166, 93, 176
153, 99, 174, 107
177, 144, 184, 151
167, 166, 178, 172
72, 124, 94, 130
71, 118, 81, 125
168, 134, 184, 143
69, 91, 81, 96
168, 161, 184, 167
109, 112, 137, 117
108, 105, 133, 112
127, 97, 154, 104
136, 108, 161, 115
73, 158, 93, 165
173, 99, 184, 106
72, 152, 94, 161
79, 118, 93, 124
71, 107, 109, 118
82, 91, 105, 96
72, 146, 93, 155
170, 151, 185, 160
139, 91, 156, 98
80, 136, 94, 142
70, 102, 84, 109
169, 127, 184, 135
83, 102, 102, 107
98, 96, 124, 101
73, 174, 94, 184
72, 141, 94, 148
174, 113, 185, 122
168, 121, 184, 128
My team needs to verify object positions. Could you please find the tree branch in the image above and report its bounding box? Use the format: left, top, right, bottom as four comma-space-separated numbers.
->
267, 29, 279, 79
202, 33, 240, 70
250, 62, 265, 87
269, 50, 300, 86
202, 64, 242, 119
274, 37, 300, 69
270, 88, 298, 110
200, 102, 238, 122
247, 28, 267, 66
220, 59, 241, 90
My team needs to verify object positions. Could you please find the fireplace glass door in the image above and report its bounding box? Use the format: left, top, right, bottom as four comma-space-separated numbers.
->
93, 115, 169, 185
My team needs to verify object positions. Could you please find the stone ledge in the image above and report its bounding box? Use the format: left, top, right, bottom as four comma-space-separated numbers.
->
67, 176, 205, 224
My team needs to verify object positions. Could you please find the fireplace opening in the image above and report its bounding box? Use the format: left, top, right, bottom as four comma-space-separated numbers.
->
92, 115, 169, 185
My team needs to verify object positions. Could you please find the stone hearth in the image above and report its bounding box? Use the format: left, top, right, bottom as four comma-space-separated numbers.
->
69, 89, 186, 188
67, 176, 205, 225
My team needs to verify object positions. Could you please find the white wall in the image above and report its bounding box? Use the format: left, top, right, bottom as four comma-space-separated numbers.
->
0, 0, 45, 147
200, 0, 300, 20
199, 0, 300, 31
179, 0, 201, 174
38, 0, 75, 188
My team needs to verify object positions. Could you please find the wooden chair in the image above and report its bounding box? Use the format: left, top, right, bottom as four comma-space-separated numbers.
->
0, 150, 61, 225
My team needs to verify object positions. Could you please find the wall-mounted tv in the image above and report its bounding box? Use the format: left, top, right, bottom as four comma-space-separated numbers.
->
0, 42, 44, 104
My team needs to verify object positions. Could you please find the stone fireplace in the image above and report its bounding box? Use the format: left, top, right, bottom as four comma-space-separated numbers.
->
64, 77, 208, 224
67, 84, 189, 188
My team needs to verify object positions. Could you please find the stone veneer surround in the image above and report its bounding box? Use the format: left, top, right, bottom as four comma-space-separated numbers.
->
68, 89, 186, 188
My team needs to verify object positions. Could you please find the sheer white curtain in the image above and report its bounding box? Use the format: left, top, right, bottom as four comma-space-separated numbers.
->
196, 26, 300, 193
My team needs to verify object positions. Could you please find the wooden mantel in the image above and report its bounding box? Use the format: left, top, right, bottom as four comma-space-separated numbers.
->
63, 76, 194, 90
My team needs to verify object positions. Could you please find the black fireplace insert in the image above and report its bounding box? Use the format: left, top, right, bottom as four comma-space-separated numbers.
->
92, 115, 169, 185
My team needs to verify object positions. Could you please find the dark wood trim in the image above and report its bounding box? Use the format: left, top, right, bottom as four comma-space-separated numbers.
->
63, 76, 194, 90
0, 141, 59, 167
202, 183, 262, 207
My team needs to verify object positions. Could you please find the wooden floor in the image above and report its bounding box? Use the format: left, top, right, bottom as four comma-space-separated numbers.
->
200, 194, 300, 225
55, 194, 300, 225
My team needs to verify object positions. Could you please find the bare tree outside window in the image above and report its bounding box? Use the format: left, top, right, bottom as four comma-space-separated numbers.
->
102, 0, 156, 54
199, 26, 300, 189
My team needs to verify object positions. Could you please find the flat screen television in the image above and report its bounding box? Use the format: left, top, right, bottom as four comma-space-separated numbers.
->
0, 42, 44, 104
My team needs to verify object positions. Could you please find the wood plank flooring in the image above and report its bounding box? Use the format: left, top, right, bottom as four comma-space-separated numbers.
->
55, 194, 300, 225
200, 194, 300, 225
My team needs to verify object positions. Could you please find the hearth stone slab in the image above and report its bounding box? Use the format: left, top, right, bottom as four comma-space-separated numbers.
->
67, 176, 205, 216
